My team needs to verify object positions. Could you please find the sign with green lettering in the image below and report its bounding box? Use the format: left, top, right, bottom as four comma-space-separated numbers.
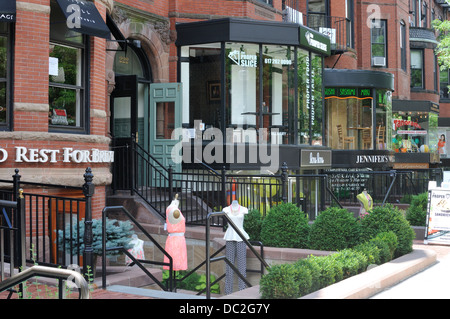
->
325, 87, 373, 99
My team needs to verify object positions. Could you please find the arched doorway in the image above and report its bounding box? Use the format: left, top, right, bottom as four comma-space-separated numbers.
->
111, 43, 152, 189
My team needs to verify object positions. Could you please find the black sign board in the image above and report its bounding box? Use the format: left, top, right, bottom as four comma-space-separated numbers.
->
0, 0, 16, 22
56, 0, 111, 39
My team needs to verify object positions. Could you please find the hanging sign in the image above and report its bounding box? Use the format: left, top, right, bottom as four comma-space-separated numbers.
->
425, 186, 450, 245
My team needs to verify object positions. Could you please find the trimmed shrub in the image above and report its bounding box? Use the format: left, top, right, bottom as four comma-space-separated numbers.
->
375, 231, 398, 261
331, 249, 368, 279
359, 204, 415, 257
353, 242, 382, 265
259, 263, 311, 299
368, 237, 391, 264
244, 209, 263, 242
309, 207, 361, 251
260, 203, 310, 248
406, 192, 428, 226
305, 255, 343, 289
294, 257, 322, 292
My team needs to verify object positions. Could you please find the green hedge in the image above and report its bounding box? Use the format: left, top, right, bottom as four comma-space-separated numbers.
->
308, 207, 361, 251
405, 192, 428, 227
359, 204, 415, 257
260, 203, 310, 249
259, 232, 399, 299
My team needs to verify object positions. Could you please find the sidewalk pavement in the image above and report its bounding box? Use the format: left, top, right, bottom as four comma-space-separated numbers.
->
371, 242, 450, 299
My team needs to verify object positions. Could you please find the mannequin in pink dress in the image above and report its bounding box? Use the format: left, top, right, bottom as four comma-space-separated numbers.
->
163, 195, 187, 271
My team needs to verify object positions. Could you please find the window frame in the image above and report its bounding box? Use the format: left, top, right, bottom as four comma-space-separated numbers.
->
0, 23, 13, 131
410, 49, 424, 89
49, 1, 90, 134
48, 38, 89, 133
370, 19, 387, 67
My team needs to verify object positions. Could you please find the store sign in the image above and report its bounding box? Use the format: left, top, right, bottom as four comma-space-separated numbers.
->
299, 28, 331, 55
325, 87, 372, 99
425, 186, 450, 246
228, 50, 258, 68
355, 154, 392, 164
393, 119, 422, 130
0, 147, 114, 163
301, 149, 332, 168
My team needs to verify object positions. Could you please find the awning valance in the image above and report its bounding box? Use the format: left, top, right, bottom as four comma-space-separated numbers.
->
56, 0, 111, 39
0, 0, 16, 22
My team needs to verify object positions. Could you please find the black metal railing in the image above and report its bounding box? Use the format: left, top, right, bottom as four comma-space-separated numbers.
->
306, 14, 353, 53
205, 211, 270, 299
101, 206, 174, 292
0, 168, 95, 276
0, 192, 26, 297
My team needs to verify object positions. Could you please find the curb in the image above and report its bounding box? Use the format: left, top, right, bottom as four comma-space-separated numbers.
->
220, 248, 437, 299
301, 248, 437, 299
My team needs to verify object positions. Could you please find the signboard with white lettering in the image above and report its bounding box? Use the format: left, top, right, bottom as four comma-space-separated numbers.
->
0, 1, 16, 22
299, 27, 331, 56
0, 147, 114, 164
425, 187, 450, 246
300, 149, 332, 168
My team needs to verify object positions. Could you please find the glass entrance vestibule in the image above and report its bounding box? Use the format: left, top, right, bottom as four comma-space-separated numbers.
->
323, 69, 395, 152
176, 18, 331, 165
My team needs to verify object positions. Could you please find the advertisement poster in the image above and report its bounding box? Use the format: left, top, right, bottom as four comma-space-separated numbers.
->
425, 188, 450, 245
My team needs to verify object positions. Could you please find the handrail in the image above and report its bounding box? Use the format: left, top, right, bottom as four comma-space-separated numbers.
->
205, 211, 270, 299
0, 265, 90, 299
101, 206, 174, 291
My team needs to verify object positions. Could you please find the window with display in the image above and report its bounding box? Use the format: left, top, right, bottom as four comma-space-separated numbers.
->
0, 23, 11, 131
325, 88, 373, 150
49, 1, 88, 132
392, 111, 438, 153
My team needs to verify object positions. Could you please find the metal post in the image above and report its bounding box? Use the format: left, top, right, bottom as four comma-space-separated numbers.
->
82, 168, 95, 279
168, 165, 173, 201
281, 162, 288, 203
130, 135, 136, 196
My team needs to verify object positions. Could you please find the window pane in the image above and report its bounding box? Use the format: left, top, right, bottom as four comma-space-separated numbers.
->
114, 49, 144, 78
156, 102, 175, 139
0, 82, 5, 123
49, 44, 81, 86
262, 45, 295, 144
371, 44, 385, 57
298, 49, 310, 144
49, 87, 80, 127
0, 36, 7, 78
187, 43, 221, 129
411, 50, 422, 68
226, 42, 259, 129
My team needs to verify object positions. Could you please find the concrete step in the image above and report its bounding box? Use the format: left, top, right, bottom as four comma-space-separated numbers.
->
106, 285, 213, 299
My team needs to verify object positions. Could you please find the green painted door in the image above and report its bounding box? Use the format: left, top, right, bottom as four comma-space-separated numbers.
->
150, 83, 183, 173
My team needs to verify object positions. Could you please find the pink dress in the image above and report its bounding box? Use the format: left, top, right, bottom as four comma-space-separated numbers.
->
163, 206, 188, 271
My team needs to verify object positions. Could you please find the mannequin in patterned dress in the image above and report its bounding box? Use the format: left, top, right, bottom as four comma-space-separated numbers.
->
223, 200, 249, 294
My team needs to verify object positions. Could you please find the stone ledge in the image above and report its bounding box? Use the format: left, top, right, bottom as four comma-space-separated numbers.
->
220, 248, 437, 299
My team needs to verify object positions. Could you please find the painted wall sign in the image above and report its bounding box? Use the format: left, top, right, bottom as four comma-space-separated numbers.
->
0, 147, 114, 163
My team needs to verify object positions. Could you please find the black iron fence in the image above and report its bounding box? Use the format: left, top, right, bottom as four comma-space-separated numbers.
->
0, 168, 95, 276
113, 138, 439, 226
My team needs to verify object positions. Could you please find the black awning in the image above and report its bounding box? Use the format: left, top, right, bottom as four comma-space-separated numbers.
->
0, 0, 16, 22
56, 0, 111, 39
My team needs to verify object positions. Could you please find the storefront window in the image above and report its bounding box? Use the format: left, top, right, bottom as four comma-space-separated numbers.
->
325, 88, 373, 150
181, 43, 221, 130
392, 111, 438, 153
0, 23, 11, 130
49, 2, 86, 131
376, 89, 392, 150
